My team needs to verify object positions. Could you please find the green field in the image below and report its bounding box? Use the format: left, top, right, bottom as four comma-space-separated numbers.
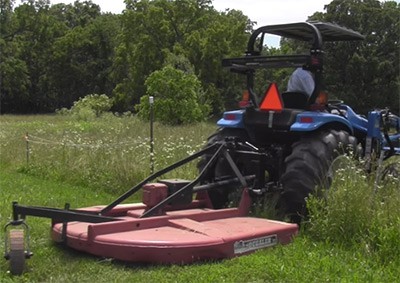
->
1, 115, 399, 282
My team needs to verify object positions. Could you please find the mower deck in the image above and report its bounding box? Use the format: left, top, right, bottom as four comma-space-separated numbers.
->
7, 143, 299, 270
52, 201, 297, 263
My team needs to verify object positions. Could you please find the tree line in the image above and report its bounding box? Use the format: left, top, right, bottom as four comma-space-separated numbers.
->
0, 0, 398, 116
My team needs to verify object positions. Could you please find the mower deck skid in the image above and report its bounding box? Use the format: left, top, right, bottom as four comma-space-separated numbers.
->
51, 188, 297, 263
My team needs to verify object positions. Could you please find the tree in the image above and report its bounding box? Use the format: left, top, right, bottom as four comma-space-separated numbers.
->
0, 0, 31, 112
112, 0, 252, 114
49, 0, 101, 28
1, 0, 69, 112
309, 0, 400, 114
0, 0, 119, 113
136, 65, 210, 124
47, 13, 120, 109
0, 0, 15, 35
1, 0, 254, 115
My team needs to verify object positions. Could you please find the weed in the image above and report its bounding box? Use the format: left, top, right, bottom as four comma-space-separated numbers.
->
306, 160, 400, 265
0, 115, 216, 196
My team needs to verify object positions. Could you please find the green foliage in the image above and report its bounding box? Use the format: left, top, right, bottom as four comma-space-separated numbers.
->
1, 0, 399, 117
308, 0, 400, 114
251, 1, 400, 115
58, 94, 113, 120
1, 0, 251, 115
49, 0, 101, 28
114, 0, 252, 113
48, 13, 120, 109
306, 161, 400, 264
0, 0, 120, 113
136, 65, 210, 124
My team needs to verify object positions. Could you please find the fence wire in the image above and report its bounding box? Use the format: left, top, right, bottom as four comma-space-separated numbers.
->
26, 133, 149, 149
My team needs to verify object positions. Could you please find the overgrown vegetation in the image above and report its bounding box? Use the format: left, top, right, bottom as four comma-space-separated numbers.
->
0, 0, 251, 115
0, 114, 215, 195
136, 65, 211, 124
57, 94, 114, 120
1, 0, 399, 115
0, 115, 399, 282
306, 160, 400, 265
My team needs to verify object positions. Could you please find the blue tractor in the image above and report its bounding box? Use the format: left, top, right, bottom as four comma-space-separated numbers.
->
198, 22, 400, 223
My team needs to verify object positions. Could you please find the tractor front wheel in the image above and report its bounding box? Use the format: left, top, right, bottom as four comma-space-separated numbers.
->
8, 229, 26, 276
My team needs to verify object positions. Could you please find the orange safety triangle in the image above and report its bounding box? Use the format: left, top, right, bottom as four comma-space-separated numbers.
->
259, 83, 283, 111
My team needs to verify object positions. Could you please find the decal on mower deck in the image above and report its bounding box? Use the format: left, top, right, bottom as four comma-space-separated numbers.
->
233, 234, 278, 254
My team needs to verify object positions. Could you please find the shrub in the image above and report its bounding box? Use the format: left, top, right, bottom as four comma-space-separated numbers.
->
136, 65, 210, 125
57, 94, 113, 120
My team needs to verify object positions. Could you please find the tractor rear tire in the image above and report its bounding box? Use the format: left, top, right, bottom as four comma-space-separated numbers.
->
280, 129, 358, 224
197, 128, 252, 208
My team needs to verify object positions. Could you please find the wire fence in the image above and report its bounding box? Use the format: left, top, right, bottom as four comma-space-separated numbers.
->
21, 128, 204, 184
23, 132, 152, 166
26, 133, 149, 149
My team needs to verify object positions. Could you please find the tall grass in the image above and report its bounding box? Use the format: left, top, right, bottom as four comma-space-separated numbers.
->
306, 158, 400, 265
0, 114, 216, 196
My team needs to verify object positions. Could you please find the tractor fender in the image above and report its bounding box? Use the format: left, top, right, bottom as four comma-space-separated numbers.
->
217, 110, 245, 128
290, 111, 353, 134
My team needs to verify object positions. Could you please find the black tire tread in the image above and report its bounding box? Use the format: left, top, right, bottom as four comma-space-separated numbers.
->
280, 129, 357, 222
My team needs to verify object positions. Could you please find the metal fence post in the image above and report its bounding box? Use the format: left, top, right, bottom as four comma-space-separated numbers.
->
149, 96, 154, 174
25, 132, 30, 165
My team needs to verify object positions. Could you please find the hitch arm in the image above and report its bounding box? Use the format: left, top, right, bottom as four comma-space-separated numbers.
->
100, 143, 220, 216
140, 143, 226, 218
11, 202, 119, 224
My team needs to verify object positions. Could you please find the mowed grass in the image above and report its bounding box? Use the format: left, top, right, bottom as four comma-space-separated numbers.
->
1, 115, 399, 282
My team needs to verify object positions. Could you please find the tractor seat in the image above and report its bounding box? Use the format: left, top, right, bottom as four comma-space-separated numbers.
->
281, 92, 309, 109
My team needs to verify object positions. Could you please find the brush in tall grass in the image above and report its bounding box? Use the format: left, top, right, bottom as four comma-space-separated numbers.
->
306, 158, 400, 264
0, 115, 216, 197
